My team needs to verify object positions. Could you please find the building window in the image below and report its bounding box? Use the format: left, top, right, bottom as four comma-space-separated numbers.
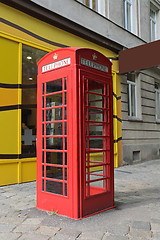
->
21, 45, 47, 157
150, 7, 157, 41
124, 0, 132, 31
127, 73, 137, 118
82, 0, 104, 15
155, 82, 160, 122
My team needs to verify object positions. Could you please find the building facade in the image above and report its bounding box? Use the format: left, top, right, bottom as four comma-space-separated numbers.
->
0, 0, 160, 186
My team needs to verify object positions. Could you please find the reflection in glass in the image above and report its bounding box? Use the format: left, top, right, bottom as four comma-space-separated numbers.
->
46, 152, 63, 165
89, 138, 104, 149
22, 45, 47, 157
46, 180, 63, 195
46, 166, 63, 180
46, 137, 63, 150
46, 122, 63, 135
89, 108, 104, 122
46, 108, 62, 121
88, 93, 104, 108
46, 93, 62, 107
86, 123, 104, 136
46, 79, 62, 93
65, 153, 67, 165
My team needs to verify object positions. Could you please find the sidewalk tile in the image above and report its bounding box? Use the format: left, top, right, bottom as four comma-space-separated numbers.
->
13, 224, 39, 233
18, 233, 50, 240
36, 226, 60, 236
0, 232, 21, 240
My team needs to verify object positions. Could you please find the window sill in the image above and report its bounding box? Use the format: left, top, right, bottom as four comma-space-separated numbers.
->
128, 117, 143, 122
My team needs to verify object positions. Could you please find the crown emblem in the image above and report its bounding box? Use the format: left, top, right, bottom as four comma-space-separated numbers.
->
53, 53, 58, 60
92, 53, 97, 61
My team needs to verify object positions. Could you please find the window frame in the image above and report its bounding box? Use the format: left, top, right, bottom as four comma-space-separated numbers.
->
127, 79, 137, 118
150, 7, 157, 42
124, 0, 133, 32
155, 83, 160, 122
82, 0, 104, 15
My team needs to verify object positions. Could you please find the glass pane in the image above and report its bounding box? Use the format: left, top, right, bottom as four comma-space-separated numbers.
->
42, 151, 44, 163
42, 179, 44, 191
65, 168, 67, 181
46, 79, 62, 94
127, 84, 130, 115
42, 83, 44, 95
64, 77, 67, 90
46, 152, 63, 165
89, 108, 104, 122
22, 45, 47, 85
87, 152, 104, 164
127, 2, 131, 31
131, 84, 136, 116
64, 107, 67, 120
90, 180, 105, 192
46, 180, 63, 195
64, 92, 67, 105
46, 137, 63, 150
42, 165, 44, 177
65, 122, 67, 135
46, 122, 63, 135
87, 123, 104, 136
22, 45, 47, 157
151, 21, 156, 41
46, 166, 63, 180
65, 138, 67, 150
46, 108, 62, 121
65, 153, 67, 165
65, 183, 67, 196
89, 138, 104, 149
46, 93, 62, 107
88, 93, 104, 108
88, 80, 104, 94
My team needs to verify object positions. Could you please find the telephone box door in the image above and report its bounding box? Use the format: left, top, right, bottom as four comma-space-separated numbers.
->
80, 72, 114, 217
37, 68, 74, 218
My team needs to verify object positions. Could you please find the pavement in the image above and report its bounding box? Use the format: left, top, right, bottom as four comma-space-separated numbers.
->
0, 159, 160, 240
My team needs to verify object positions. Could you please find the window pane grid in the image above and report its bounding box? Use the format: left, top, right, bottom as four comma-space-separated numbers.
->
41, 77, 68, 197
84, 78, 110, 197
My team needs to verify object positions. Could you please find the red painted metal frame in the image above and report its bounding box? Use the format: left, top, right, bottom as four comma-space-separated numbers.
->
37, 48, 114, 219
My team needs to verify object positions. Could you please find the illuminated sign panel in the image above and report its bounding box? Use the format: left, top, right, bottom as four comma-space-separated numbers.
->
42, 57, 70, 73
81, 58, 108, 73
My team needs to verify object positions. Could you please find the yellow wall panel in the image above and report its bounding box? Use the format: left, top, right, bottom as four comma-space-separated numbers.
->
0, 36, 19, 84
0, 109, 20, 154
21, 160, 37, 183
0, 162, 18, 186
0, 88, 20, 107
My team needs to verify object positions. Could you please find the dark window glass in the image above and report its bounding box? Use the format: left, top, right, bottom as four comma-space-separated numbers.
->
46, 108, 62, 121
46, 166, 63, 180
46, 152, 63, 165
46, 79, 62, 93
46, 180, 63, 195
46, 93, 62, 107
46, 137, 63, 150
21, 45, 47, 157
46, 122, 63, 136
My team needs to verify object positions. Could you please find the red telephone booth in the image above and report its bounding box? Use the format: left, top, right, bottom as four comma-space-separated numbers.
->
37, 48, 114, 219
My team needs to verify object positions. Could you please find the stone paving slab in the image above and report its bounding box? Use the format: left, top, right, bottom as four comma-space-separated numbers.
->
13, 224, 39, 233
0, 232, 21, 240
18, 233, 50, 240
35, 225, 61, 236
77, 230, 105, 240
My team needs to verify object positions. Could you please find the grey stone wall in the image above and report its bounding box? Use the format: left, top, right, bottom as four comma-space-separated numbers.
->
121, 70, 160, 165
